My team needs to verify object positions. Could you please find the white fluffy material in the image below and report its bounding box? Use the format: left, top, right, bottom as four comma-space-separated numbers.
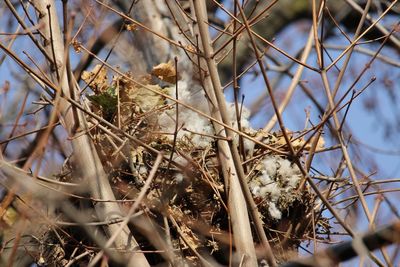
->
268, 203, 282, 220
174, 173, 184, 183
158, 82, 214, 147
248, 156, 302, 220
226, 102, 251, 130
225, 102, 255, 151
159, 81, 255, 149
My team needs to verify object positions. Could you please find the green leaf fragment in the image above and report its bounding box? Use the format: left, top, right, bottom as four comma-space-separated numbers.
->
87, 90, 117, 117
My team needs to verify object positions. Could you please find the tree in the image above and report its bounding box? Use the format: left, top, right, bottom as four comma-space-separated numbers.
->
0, 0, 399, 266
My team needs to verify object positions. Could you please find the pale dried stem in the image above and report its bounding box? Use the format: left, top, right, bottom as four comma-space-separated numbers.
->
344, 0, 400, 50
221, 1, 385, 264
192, 0, 276, 266
320, 0, 374, 222
211, 0, 318, 72
30, 1, 150, 265
316, 1, 393, 264
326, 0, 398, 70
89, 153, 167, 267
263, 22, 315, 133
323, 44, 400, 67
282, 221, 400, 267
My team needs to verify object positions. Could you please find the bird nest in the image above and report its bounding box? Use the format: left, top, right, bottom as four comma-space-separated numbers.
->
80, 64, 329, 265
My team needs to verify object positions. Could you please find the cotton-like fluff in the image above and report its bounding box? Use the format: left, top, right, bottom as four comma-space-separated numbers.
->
226, 102, 251, 129
225, 102, 255, 151
248, 156, 302, 219
159, 82, 256, 149
158, 81, 214, 148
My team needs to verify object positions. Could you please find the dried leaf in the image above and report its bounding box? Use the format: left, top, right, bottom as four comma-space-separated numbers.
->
125, 23, 137, 31
81, 64, 109, 93
71, 39, 81, 53
274, 131, 306, 150
151, 61, 178, 84
255, 130, 278, 145
305, 135, 325, 151
185, 45, 196, 53
273, 131, 325, 151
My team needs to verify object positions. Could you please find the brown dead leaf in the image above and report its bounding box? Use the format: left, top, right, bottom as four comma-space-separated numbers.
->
151, 61, 178, 84
305, 135, 325, 151
185, 45, 196, 53
274, 131, 307, 151
274, 131, 296, 147
81, 64, 109, 93
71, 39, 82, 53
125, 23, 137, 31
274, 131, 325, 151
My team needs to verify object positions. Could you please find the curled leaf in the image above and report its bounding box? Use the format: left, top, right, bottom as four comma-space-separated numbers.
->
81, 64, 109, 93
151, 61, 178, 84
